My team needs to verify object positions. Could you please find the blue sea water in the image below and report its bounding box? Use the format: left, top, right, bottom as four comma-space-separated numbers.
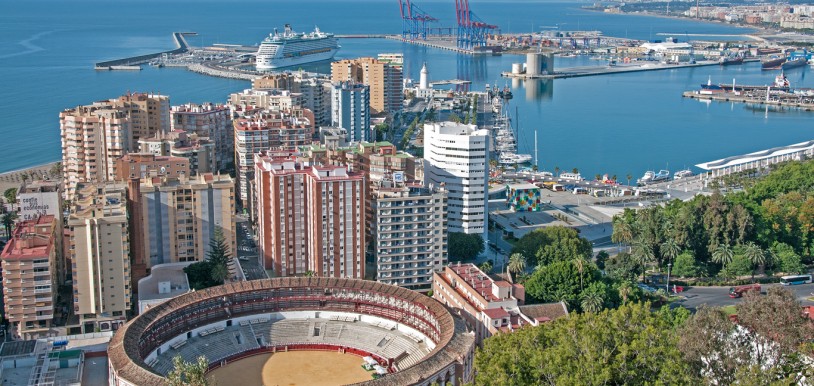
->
1, 0, 812, 178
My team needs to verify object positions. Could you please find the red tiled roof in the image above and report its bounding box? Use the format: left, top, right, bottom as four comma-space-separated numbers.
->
482, 308, 510, 319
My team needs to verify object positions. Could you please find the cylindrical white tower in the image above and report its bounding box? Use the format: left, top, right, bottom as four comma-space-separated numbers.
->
419, 63, 429, 90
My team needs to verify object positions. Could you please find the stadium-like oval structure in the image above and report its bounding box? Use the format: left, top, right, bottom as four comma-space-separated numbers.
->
108, 277, 475, 386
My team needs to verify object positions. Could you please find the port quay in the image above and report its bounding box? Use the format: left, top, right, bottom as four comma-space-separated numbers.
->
93, 31, 723, 81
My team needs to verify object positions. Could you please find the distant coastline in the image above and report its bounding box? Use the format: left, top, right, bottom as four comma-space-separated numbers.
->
581, 7, 771, 37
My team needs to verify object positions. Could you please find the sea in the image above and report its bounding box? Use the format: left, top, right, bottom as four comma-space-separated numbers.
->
1, 0, 813, 179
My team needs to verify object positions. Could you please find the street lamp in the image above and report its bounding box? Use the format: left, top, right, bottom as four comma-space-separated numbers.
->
666, 263, 673, 294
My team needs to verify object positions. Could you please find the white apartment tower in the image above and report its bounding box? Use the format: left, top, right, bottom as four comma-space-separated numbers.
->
423, 122, 489, 235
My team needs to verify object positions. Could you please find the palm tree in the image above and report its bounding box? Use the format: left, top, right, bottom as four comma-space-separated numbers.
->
626, 173, 633, 187
618, 281, 633, 304
573, 257, 587, 290
660, 239, 681, 267
711, 244, 734, 267
580, 292, 604, 313
611, 215, 634, 248
743, 242, 766, 280
479, 261, 493, 274
631, 240, 655, 282
2, 211, 18, 240
572, 167, 579, 174
554, 166, 560, 177
507, 253, 526, 279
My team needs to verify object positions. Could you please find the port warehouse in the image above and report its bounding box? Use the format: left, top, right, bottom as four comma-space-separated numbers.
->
696, 140, 814, 178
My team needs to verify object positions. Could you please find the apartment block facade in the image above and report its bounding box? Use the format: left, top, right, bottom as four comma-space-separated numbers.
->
67, 182, 131, 333
60, 103, 131, 200
114, 153, 190, 182
229, 89, 303, 112
432, 263, 566, 345
254, 154, 365, 278
111, 92, 171, 142
138, 131, 216, 175
0, 215, 60, 340
331, 81, 370, 143
373, 184, 447, 291
423, 122, 489, 235
133, 174, 236, 270
233, 108, 315, 205
331, 57, 403, 114
170, 103, 232, 170
252, 71, 332, 126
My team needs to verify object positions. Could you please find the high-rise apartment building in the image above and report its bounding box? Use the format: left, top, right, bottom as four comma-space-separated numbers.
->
16, 181, 66, 284
254, 153, 365, 278
252, 71, 332, 126
111, 92, 171, 142
373, 183, 447, 291
233, 108, 314, 206
67, 182, 130, 333
331, 57, 403, 114
131, 174, 235, 273
170, 103, 232, 170
60, 103, 131, 200
423, 122, 489, 235
331, 81, 370, 143
1, 215, 60, 340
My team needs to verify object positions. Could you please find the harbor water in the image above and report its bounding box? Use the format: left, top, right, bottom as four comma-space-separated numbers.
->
1, 0, 812, 178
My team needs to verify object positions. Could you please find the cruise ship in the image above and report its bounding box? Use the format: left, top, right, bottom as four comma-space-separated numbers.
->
255, 25, 339, 70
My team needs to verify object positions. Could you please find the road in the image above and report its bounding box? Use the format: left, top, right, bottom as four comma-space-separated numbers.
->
676, 283, 814, 310
235, 216, 268, 281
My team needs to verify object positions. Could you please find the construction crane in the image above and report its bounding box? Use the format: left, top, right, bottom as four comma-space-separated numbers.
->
398, 0, 438, 40
455, 0, 499, 50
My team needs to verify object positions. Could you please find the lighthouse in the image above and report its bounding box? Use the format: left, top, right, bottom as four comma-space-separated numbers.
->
419, 63, 428, 90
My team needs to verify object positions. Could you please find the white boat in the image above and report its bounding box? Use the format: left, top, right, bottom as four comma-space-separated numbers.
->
674, 169, 694, 180
638, 169, 670, 185
255, 24, 339, 70
559, 172, 582, 181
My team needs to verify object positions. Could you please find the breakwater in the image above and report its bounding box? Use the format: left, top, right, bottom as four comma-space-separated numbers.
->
94, 32, 196, 70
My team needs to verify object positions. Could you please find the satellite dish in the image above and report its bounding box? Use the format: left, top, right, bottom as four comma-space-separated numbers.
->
160, 166, 166, 173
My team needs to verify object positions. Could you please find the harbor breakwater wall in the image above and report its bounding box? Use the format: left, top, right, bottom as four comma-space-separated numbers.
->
95, 32, 195, 69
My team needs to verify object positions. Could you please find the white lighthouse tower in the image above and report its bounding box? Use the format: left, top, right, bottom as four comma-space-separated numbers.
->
419, 63, 429, 90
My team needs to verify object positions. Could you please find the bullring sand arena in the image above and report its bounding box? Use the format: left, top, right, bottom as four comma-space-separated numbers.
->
207, 351, 371, 385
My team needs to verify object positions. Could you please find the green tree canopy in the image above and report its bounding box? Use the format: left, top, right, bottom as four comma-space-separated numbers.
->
524, 260, 600, 309
167, 355, 209, 386
511, 226, 592, 267
473, 302, 696, 386
448, 232, 484, 261
604, 252, 641, 282
207, 228, 231, 284
671, 250, 699, 278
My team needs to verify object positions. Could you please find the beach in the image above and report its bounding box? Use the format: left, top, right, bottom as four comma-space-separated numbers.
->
0, 162, 61, 195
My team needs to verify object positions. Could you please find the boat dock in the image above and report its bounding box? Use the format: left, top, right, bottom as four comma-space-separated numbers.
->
682, 90, 814, 111
502, 60, 725, 80
94, 32, 196, 70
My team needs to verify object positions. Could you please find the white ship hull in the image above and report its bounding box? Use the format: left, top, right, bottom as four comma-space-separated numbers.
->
256, 47, 338, 70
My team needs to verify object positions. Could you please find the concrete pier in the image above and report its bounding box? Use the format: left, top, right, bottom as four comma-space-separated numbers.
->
683, 91, 814, 111
94, 32, 196, 70
502, 60, 722, 80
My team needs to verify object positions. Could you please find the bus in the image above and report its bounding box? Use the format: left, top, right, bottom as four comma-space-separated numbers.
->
780, 274, 813, 285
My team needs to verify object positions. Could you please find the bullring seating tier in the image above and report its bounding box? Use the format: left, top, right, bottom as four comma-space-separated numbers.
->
149, 316, 430, 376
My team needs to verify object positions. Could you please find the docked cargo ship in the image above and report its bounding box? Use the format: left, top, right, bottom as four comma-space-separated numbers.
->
719, 56, 743, 66
255, 25, 339, 70
782, 57, 807, 70
761, 56, 786, 70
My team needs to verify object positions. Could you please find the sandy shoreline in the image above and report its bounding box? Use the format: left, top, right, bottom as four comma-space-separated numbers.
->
0, 162, 61, 194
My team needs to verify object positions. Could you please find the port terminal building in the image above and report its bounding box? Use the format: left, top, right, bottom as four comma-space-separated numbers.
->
695, 140, 814, 178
